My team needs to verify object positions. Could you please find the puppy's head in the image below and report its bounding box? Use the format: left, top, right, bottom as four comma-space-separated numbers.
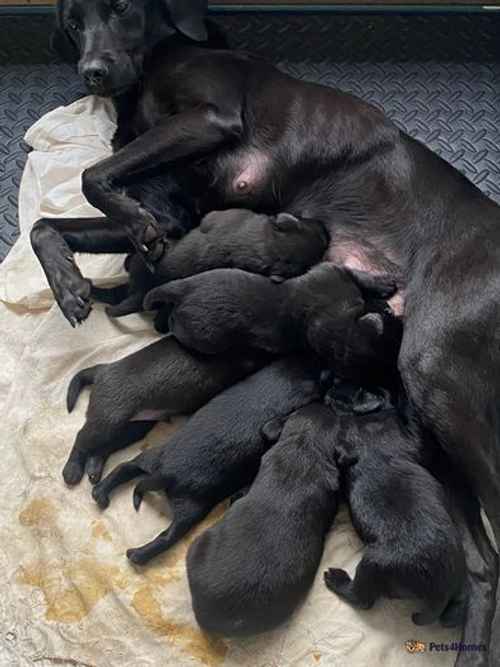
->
52, 0, 208, 96
301, 265, 402, 385
325, 379, 393, 415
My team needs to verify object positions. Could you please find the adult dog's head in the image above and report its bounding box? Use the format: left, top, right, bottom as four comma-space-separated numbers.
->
52, 0, 208, 96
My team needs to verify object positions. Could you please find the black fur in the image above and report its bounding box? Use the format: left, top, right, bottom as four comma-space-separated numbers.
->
324, 392, 467, 628
91, 357, 322, 564
187, 403, 339, 636
62, 337, 267, 486
144, 263, 402, 388
99, 209, 329, 318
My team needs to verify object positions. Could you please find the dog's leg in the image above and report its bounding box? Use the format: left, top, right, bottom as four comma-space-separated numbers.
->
324, 560, 378, 610
106, 291, 145, 318
92, 458, 147, 509
126, 497, 209, 565
400, 336, 500, 663
31, 217, 132, 326
444, 471, 497, 666
63, 421, 155, 486
81, 107, 242, 260
91, 283, 130, 306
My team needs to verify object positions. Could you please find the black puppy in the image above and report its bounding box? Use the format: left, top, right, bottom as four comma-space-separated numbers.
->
145, 263, 402, 387
187, 403, 339, 637
99, 209, 329, 318
324, 391, 466, 627
91, 356, 321, 565
63, 337, 267, 486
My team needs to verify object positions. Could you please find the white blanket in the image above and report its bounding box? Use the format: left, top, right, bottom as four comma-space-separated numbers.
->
0, 98, 458, 667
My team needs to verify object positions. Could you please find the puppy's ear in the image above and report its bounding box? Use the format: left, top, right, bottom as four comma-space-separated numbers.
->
272, 212, 300, 232
352, 389, 389, 414
164, 0, 208, 42
345, 268, 397, 300
51, 28, 78, 63
261, 417, 285, 444
358, 312, 384, 337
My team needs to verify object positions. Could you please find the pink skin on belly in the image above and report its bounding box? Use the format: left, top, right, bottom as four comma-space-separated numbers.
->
232, 151, 271, 193
328, 240, 405, 317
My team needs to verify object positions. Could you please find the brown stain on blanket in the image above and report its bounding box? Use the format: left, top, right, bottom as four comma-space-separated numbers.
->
91, 520, 112, 542
16, 498, 229, 664
19, 497, 56, 528
17, 558, 128, 623
132, 586, 227, 667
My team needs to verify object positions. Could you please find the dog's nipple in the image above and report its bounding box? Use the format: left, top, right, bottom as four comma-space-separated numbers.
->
237, 180, 248, 191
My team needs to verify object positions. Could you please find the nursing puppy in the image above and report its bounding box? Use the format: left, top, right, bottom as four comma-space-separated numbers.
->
187, 403, 339, 637
92, 356, 322, 564
324, 391, 466, 627
63, 337, 267, 486
145, 263, 402, 386
98, 209, 329, 318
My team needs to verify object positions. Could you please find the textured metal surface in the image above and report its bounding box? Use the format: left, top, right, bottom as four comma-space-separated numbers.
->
1, 13, 500, 260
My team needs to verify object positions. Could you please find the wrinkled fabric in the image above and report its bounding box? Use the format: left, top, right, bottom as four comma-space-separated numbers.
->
0, 97, 458, 667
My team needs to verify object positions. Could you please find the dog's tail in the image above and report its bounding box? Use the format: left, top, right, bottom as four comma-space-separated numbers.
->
143, 282, 185, 312
133, 474, 167, 511
67, 365, 102, 413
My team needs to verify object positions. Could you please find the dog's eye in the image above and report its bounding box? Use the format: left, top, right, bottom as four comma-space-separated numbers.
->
67, 20, 80, 32
113, 0, 130, 15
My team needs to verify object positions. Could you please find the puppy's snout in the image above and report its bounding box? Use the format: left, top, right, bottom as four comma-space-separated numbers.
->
82, 62, 109, 90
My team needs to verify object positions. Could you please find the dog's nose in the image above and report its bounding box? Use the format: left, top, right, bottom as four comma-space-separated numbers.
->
82, 64, 109, 89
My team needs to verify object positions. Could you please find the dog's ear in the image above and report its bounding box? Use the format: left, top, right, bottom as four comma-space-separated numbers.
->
261, 417, 286, 444
345, 268, 397, 300
352, 388, 390, 414
51, 1, 79, 63
51, 26, 79, 63
358, 312, 384, 337
271, 212, 300, 232
164, 0, 208, 42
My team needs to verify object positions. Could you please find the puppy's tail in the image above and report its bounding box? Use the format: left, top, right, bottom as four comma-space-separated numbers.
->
143, 282, 185, 312
133, 474, 167, 511
67, 365, 102, 413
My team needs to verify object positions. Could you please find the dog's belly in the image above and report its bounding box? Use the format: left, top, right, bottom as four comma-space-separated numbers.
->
329, 240, 405, 316
200, 148, 276, 210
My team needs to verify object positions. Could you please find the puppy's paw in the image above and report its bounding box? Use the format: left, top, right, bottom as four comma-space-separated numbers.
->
86, 455, 105, 486
62, 459, 85, 486
127, 547, 148, 566
92, 484, 110, 510
324, 568, 351, 592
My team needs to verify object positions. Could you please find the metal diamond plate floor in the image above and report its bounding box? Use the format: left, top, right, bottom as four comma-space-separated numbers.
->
1, 13, 500, 261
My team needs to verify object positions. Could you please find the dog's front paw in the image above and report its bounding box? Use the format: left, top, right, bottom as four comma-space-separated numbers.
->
54, 262, 92, 327
324, 568, 350, 592
92, 483, 110, 510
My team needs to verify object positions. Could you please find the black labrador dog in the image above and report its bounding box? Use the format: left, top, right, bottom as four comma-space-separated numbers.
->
62, 338, 268, 486
96, 209, 329, 318
187, 402, 340, 637
32, 1, 499, 660
144, 263, 402, 390
323, 391, 466, 628
92, 356, 322, 564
